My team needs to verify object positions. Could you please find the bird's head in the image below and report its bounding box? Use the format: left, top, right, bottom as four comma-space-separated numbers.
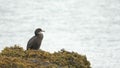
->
35, 28, 45, 36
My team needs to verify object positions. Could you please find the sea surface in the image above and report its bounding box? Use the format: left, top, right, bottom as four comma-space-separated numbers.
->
0, 0, 120, 68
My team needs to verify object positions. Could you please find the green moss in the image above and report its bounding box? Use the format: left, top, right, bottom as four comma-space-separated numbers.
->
0, 45, 91, 68
1, 45, 25, 57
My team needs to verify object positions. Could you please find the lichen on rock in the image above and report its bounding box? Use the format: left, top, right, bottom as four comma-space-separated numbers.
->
0, 45, 91, 68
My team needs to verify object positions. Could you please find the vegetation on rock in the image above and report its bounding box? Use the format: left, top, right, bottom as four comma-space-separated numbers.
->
0, 45, 91, 68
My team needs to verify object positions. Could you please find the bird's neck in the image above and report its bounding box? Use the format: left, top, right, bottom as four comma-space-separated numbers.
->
35, 34, 43, 37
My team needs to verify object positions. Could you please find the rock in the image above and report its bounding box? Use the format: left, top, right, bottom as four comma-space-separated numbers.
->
0, 45, 91, 68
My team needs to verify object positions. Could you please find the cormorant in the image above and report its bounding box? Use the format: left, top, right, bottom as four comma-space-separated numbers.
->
27, 28, 45, 50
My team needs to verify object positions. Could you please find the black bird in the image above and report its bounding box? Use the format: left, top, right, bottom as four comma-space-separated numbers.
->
27, 28, 45, 50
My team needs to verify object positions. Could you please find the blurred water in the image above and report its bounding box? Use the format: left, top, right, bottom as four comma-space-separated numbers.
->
0, 0, 120, 68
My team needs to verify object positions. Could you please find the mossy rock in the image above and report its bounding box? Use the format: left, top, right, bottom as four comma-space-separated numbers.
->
0, 45, 91, 68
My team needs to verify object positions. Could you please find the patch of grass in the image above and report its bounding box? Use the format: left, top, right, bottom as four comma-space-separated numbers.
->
0, 45, 91, 68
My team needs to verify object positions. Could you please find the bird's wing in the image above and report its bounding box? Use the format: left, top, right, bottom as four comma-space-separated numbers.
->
27, 36, 37, 49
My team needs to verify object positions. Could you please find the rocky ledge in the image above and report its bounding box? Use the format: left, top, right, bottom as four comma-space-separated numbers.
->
0, 45, 91, 68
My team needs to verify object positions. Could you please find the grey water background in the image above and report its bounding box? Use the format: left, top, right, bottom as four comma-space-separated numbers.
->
0, 0, 120, 68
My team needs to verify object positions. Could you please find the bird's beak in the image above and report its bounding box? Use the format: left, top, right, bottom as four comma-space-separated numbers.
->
42, 30, 45, 32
